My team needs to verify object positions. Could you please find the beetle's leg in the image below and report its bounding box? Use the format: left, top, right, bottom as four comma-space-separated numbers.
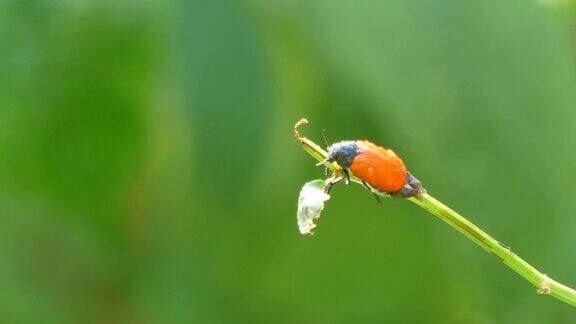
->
324, 180, 335, 194
323, 168, 353, 193
324, 173, 344, 194
362, 180, 382, 205
342, 168, 350, 185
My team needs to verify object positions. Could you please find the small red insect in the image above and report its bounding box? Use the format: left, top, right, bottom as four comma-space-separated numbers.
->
321, 140, 423, 199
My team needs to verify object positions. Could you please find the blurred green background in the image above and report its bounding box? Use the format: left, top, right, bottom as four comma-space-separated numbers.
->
2, 0, 576, 322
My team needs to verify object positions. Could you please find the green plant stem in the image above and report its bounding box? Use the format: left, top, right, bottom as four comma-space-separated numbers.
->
295, 118, 576, 307
408, 194, 576, 306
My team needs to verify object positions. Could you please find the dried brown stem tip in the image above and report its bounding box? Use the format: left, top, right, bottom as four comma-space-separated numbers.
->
294, 118, 309, 142
294, 118, 335, 170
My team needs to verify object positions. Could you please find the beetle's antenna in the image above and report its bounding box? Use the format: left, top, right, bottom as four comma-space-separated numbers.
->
322, 129, 329, 148
321, 129, 330, 176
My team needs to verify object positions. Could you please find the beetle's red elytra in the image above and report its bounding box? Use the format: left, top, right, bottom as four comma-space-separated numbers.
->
350, 140, 406, 192
324, 140, 422, 198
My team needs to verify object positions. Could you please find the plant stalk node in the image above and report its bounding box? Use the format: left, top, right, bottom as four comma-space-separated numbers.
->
537, 274, 551, 295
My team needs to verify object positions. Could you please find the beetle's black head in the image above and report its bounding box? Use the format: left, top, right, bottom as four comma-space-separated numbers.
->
326, 141, 359, 169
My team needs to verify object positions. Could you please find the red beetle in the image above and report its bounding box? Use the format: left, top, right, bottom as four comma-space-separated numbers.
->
322, 140, 423, 199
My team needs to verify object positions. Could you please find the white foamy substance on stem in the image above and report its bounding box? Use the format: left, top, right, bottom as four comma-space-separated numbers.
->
297, 180, 331, 235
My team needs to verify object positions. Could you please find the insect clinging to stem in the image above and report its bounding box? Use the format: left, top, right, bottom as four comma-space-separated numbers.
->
318, 138, 424, 201
294, 119, 425, 202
